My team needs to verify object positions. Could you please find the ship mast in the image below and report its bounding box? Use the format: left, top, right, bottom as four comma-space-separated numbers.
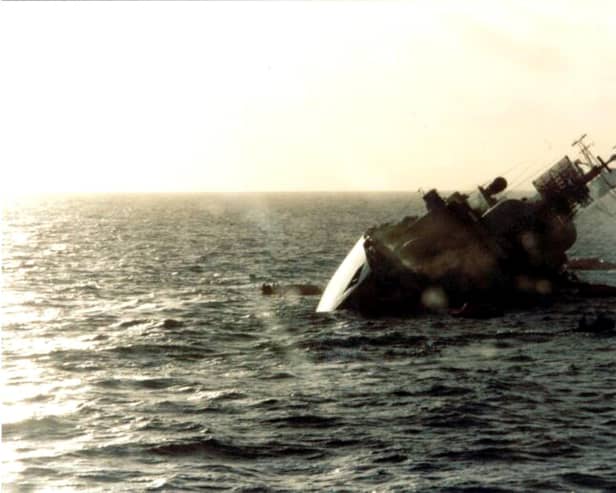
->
571, 134, 600, 167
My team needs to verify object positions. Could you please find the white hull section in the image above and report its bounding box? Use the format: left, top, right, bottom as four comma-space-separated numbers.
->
316, 236, 371, 313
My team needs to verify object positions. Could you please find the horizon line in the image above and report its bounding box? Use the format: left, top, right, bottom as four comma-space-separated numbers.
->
3, 188, 536, 196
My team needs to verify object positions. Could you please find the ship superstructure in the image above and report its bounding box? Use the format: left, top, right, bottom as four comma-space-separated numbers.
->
317, 136, 616, 316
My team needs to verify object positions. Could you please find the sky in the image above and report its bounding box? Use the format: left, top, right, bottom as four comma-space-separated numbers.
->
1, 1, 615, 193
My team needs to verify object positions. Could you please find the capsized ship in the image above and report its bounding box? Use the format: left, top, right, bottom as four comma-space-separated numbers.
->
317, 135, 616, 316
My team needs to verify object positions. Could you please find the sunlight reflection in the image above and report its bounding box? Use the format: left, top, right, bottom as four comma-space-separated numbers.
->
2, 352, 89, 490
9, 230, 30, 246
3, 357, 84, 425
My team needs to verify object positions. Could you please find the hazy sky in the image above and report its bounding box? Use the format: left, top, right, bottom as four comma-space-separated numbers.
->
1, 1, 615, 193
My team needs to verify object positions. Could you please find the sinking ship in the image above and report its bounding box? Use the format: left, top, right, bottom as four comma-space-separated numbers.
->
317, 135, 616, 316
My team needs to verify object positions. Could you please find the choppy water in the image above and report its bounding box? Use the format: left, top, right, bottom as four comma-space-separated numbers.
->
2, 193, 616, 492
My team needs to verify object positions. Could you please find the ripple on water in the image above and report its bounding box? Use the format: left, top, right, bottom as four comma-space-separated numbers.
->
3, 194, 616, 491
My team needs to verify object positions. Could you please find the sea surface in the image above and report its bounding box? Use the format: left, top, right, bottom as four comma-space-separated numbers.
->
2, 193, 616, 492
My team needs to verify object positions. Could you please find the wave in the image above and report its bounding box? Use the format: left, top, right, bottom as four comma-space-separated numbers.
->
148, 436, 326, 460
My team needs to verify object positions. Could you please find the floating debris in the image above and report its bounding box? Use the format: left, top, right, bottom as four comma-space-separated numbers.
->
162, 319, 184, 329
567, 257, 616, 271
262, 283, 323, 296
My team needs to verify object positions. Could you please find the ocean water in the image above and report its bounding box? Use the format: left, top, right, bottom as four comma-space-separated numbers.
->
2, 193, 616, 492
